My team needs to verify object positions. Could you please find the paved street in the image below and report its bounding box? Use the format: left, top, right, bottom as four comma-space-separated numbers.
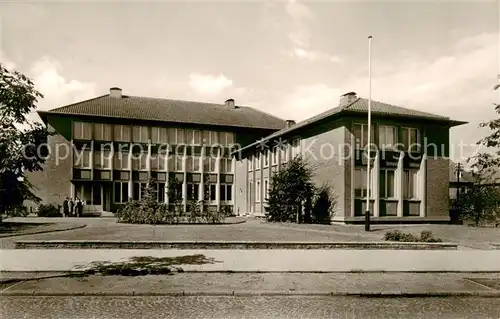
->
2, 295, 499, 318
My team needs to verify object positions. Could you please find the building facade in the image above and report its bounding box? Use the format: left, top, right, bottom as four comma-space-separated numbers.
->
234, 92, 467, 223
30, 87, 285, 214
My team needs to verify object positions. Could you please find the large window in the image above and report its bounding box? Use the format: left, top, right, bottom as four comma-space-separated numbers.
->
255, 153, 261, 170
220, 132, 235, 146
114, 182, 129, 203
132, 126, 149, 143
72, 122, 92, 140
176, 128, 185, 145
169, 155, 183, 171
186, 156, 200, 172
378, 125, 397, 149
220, 158, 232, 173
114, 125, 131, 142
204, 184, 217, 201
203, 157, 216, 173
202, 131, 219, 145
263, 150, 269, 168
256, 180, 261, 202
220, 184, 233, 201
281, 147, 288, 164
248, 156, 253, 171
74, 149, 91, 168
158, 183, 166, 202
272, 148, 278, 165
167, 128, 177, 145
132, 153, 148, 170
264, 179, 269, 200
151, 127, 168, 144
353, 123, 375, 148
94, 123, 112, 141
94, 151, 111, 169
403, 169, 419, 199
380, 169, 396, 198
354, 167, 375, 198
114, 151, 130, 170
187, 183, 200, 201
291, 139, 301, 158
403, 127, 421, 152
133, 182, 147, 200
151, 153, 167, 171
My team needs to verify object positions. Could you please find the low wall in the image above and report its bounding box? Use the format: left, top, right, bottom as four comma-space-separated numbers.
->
14, 240, 458, 250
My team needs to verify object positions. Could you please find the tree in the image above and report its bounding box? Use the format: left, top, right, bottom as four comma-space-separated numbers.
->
469, 76, 500, 177
0, 64, 50, 219
455, 186, 500, 226
266, 156, 315, 222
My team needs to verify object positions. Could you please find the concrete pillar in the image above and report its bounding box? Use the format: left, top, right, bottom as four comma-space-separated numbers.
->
397, 151, 405, 217
420, 154, 427, 217
164, 148, 169, 204
216, 148, 221, 211
128, 148, 133, 201
373, 151, 380, 217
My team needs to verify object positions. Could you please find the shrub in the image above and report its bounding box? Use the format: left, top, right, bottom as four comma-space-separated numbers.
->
37, 204, 62, 217
384, 230, 442, 243
311, 184, 336, 224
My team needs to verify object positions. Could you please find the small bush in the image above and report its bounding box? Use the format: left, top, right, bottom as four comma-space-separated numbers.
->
384, 230, 442, 243
37, 204, 62, 217
311, 184, 336, 224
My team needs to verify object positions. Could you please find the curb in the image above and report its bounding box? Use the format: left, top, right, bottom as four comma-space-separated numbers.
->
13, 240, 458, 250
1, 291, 500, 297
0, 224, 87, 238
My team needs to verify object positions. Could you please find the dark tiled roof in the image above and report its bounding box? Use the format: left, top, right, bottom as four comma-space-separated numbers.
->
238, 96, 467, 153
39, 94, 286, 130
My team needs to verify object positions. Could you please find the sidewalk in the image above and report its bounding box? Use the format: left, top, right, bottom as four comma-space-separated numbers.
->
1, 249, 500, 272
2, 272, 500, 296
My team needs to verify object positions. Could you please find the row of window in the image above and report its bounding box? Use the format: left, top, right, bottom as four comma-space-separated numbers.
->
354, 124, 420, 151
113, 182, 232, 203
73, 122, 235, 145
354, 168, 419, 200
249, 178, 270, 203
248, 140, 300, 171
74, 151, 233, 173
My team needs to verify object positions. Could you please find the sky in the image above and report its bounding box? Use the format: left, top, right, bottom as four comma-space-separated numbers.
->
1, 0, 499, 162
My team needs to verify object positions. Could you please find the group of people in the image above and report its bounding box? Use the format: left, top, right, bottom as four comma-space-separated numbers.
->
62, 197, 84, 217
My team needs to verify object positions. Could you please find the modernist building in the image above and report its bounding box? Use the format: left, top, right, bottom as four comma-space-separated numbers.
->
234, 92, 467, 223
31, 87, 285, 214
31, 88, 466, 223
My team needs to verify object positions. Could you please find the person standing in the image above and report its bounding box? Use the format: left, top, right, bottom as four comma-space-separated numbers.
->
69, 198, 75, 217
75, 198, 83, 217
62, 197, 69, 217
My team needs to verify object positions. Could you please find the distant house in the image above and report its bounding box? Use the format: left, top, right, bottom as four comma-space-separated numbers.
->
235, 92, 467, 223
449, 161, 475, 200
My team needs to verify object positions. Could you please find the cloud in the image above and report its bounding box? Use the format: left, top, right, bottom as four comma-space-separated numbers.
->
285, 0, 314, 22
1, 50, 17, 70
279, 84, 342, 120
30, 57, 97, 111
290, 48, 342, 63
188, 73, 233, 95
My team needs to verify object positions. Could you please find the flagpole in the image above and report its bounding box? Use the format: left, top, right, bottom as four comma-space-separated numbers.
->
365, 36, 373, 232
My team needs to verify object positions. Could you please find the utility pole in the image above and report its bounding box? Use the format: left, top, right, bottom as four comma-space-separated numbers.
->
365, 35, 373, 232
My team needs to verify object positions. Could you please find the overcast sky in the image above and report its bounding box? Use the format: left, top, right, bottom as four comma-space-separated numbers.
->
1, 1, 498, 162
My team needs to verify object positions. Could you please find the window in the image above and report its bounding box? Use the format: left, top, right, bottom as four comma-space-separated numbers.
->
94, 123, 112, 141
220, 132, 235, 146
170, 155, 183, 171
132, 126, 149, 143
256, 180, 261, 202
203, 184, 217, 201
220, 158, 232, 173
354, 168, 375, 198
187, 183, 200, 201
379, 125, 397, 149
132, 153, 148, 170
272, 148, 278, 165
281, 147, 287, 163
404, 169, 419, 199
114, 182, 129, 203
353, 123, 375, 148
248, 156, 253, 171
114, 125, 131, 142
94, 151, 111, 169
176, 128, 185, 145
186, 156, 200, 172
158, 183, 166, 202
151, 127, 168, 144
380, 169, 396, 198
114, 152, 130, 170
133, 182, 148, 200
255, 153, 261, 170
263, 150, 269, 167
403, 127, 421, 152
264, 179, 269, 200
72, 122, 92, 140
203, 157, 216, 173
168, 182, 183, 202
150, 153, 167, 171
291, 139, 301, 158
220, 184, 233, 201
74, 149, 91, 168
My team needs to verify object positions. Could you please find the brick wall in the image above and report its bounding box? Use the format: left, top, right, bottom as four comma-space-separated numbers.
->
302, 124, 347, 218
426, 157, 450, 218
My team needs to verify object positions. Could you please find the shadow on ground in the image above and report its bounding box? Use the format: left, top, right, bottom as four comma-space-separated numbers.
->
74, 254, 221, 276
